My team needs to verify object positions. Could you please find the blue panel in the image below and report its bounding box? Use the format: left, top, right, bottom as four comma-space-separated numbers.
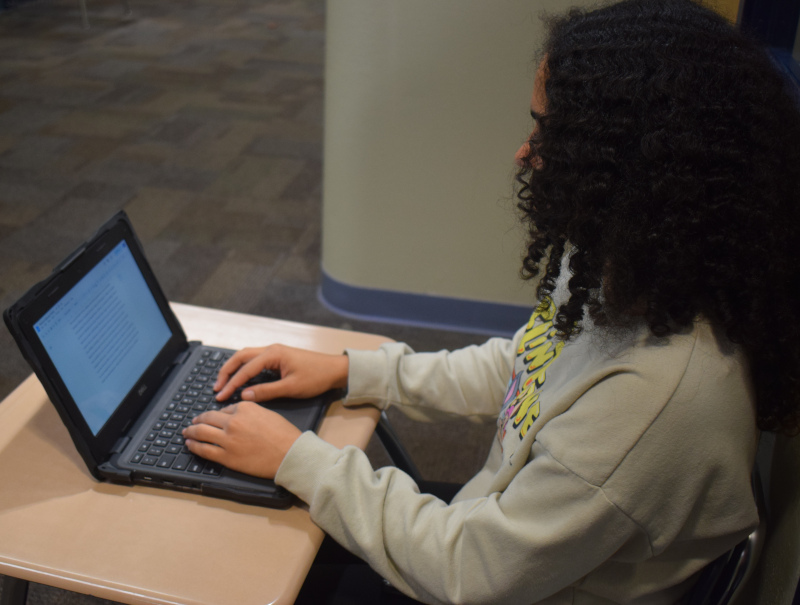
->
770, 48, 800, 101
320, 271, 532, 337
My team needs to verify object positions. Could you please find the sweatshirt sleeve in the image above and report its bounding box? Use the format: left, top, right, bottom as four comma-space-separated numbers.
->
275, 432, 642, 605
343, 331, 522, 421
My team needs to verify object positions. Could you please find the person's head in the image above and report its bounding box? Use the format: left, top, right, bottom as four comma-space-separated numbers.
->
516, 0, 800, 433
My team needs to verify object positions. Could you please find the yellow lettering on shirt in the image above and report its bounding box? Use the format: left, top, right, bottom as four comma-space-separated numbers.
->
501, 298, 564, 440
516, 299, 557, 355
513, 389, 540, 428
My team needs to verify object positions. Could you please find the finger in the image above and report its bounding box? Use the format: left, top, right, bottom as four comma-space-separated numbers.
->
214, 348, 261, 391
182, 422, 227, 446
214, 347, 279, 392
215, 356, 275, 401
191, 408, 235, 429
238, 377, 296, 402
184, 438, 225, 462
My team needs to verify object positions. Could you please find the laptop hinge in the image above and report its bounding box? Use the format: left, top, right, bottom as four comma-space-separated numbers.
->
169, 345, 194, 370
98, 462, 133, 484
111, 436, 131, 455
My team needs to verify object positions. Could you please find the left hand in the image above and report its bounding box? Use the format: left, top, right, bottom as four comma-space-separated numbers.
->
182, 401, 302, 479
213, 344, 349, 403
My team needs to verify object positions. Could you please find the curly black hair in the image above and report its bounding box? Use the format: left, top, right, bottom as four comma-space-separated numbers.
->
516, 0, 800, 433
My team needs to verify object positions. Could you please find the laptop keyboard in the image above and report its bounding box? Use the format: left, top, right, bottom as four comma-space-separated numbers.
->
129, 349, 278, 475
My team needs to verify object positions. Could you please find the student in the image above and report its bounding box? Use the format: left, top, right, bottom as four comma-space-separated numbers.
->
183, 0, 800, 602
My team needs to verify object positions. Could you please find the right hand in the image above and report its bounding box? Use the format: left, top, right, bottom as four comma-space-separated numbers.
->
213, 344, 349, 403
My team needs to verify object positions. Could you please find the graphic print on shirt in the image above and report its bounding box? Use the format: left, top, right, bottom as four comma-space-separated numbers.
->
498, 298, 564, 443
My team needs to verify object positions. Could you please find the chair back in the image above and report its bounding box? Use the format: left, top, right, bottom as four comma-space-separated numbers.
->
685, 468, 767, 605
732, 433, 800, 605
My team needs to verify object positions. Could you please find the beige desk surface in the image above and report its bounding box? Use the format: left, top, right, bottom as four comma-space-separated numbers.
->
0, 303, 389, 605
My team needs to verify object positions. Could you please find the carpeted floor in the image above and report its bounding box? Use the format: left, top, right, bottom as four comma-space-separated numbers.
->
0, 0, 515, 601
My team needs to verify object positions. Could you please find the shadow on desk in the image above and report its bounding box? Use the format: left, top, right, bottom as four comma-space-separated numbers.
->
0, 403, 88, 515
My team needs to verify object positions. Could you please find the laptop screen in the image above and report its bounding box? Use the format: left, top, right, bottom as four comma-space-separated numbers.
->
33, 240, 171, 435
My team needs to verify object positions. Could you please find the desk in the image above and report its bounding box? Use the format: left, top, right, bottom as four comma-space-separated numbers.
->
0, 303, 389, 605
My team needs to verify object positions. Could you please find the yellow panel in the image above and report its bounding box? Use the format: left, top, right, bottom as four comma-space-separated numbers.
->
705, 0, 741, 23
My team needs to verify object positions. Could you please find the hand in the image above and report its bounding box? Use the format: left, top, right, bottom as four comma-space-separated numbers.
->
182, 402, 301, 479
214, 344, 349, 402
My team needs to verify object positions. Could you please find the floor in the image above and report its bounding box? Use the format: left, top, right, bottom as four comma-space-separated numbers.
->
0, 0, 504, 601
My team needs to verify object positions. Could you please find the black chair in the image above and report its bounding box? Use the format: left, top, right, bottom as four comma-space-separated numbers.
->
684, 470, 767, 605
730, 433, 800, 605
374, 411, 425, 485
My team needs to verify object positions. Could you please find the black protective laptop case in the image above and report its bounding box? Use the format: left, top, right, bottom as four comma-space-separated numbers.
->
4, 211, 333, 508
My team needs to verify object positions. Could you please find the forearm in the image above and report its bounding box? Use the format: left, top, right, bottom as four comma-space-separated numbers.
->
344, 335, 521, 419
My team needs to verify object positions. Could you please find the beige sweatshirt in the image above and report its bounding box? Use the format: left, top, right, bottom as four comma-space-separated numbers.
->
276, 301, 759, 604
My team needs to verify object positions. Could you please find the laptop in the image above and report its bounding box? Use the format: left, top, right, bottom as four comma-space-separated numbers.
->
4, 211, 335, 508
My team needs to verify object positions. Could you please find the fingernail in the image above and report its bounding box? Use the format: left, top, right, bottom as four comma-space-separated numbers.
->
242, 389, 254, 400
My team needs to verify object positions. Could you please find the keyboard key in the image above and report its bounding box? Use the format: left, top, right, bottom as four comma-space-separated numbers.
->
203, 463, 222, 476
172, 455, 191, 471
188, 461, 205, 473
142, 456, 158, 466
157, 455, 176, 468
